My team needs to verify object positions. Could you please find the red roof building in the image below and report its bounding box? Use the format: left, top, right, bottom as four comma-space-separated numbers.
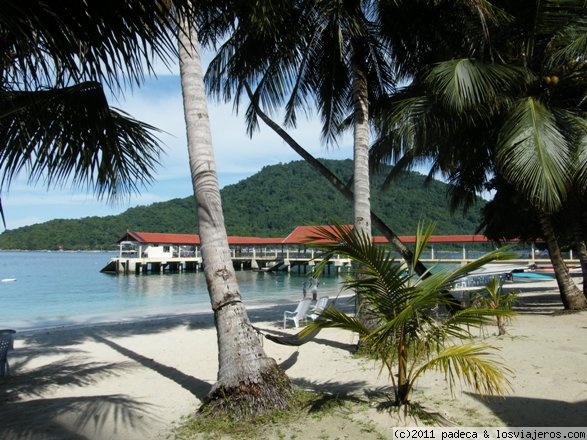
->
118, 227, 493, 247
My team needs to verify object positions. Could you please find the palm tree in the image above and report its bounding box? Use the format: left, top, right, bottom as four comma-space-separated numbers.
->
302, 223, 513, 408
3, 0, 295, 417
177, 18, 293, 418
0, 0, 199, 208
205, 0, 396, 240
472, 277, 517, 336
370, 0, 587, 309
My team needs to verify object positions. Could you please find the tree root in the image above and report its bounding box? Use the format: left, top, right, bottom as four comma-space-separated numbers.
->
201, 364, 294, 420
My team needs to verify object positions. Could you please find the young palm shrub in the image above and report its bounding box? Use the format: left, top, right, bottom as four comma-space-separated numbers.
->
472, 278, 518, 336
302, 223, 514, 408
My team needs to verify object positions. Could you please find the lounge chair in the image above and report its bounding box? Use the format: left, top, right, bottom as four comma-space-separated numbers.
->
308, 296, 329, 321
0, 329, 15, 377
283, 298, 312, 329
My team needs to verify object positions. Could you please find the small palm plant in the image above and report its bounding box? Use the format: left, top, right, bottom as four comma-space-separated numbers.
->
472, 278, 518, 336
302, 223, 514, 409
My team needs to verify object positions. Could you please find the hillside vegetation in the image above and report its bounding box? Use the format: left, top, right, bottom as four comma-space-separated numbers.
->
0, 159, 484, 250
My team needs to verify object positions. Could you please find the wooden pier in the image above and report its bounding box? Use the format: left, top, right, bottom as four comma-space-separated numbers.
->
101, 247, 573, 275
100, 248, 353, 274
100, 256, 203, 274
100, 228, 577, 275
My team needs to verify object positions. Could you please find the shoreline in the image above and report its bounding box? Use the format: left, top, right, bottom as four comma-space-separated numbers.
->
2, 280, 587, 439
9, 288, 354, 335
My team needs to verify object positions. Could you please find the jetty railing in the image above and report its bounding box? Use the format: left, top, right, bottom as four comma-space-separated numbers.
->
101, 243, 577, 275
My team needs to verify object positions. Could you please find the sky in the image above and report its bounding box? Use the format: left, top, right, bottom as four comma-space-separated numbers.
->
3, 59, 353, 230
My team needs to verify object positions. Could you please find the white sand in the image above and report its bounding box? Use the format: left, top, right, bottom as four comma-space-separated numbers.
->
1, 280, 586, 439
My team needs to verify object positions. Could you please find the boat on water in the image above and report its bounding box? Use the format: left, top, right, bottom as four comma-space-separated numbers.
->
527, 264, 582, 278
468, 263, 529, 276
1, 278, 16, 282
451, 263, 556, 302
510, 271, 554, 282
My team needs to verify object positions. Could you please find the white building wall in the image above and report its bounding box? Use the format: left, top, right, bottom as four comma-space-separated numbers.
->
144, 244, 174, 258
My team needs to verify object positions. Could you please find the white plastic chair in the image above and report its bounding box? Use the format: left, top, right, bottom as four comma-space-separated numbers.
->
308, 296, 330, 321
284, 298, 312, 329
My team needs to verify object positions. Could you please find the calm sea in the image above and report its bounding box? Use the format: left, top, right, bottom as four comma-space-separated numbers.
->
0, 251, 345, 332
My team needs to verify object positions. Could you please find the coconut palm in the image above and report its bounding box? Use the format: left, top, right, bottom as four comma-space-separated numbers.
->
370, 0, 587, 309
0, 0, 200, 207
177, 17, 293, 417
204, 1, 506, 276
205, 0, 398, 240
302, 223, 513, 408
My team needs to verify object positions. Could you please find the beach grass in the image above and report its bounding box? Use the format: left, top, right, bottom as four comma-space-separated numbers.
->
171, 389, 384, 439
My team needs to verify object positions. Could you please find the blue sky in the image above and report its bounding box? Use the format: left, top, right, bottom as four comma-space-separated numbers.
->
3, 62, 353, 230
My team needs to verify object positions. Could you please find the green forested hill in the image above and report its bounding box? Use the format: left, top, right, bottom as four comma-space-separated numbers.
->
0, 159, 484, 250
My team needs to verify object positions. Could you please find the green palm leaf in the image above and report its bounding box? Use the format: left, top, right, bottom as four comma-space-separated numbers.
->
572, 115, 587, 192
496, 97, 572, 213
303, 223, 514, 406
0, 82, 162, 199
0, 0, 210, 211
413, 343, 511, 397
0, 0, 197, 90
426, 59, 527, 115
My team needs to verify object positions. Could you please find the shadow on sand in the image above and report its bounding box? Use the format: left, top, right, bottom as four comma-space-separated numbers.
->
504, 282, 566, 315
0, 357, 152, 439
468, 393, 587, 426
1, 299, 358, 439
1, 313, 220, 440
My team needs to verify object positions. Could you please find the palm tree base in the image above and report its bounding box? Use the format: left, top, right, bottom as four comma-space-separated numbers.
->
203, 363, 294, 419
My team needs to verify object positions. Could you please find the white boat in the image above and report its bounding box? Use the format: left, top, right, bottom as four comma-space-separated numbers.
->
1, 278, 16, 282
468, 263, 529, 276
511, 271, 554, 282
530, 264, 581, 278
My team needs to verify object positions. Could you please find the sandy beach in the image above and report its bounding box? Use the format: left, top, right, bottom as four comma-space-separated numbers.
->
1, 279, 586, 439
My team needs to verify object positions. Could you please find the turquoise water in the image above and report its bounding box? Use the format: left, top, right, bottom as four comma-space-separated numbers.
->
0, 251, 345, 331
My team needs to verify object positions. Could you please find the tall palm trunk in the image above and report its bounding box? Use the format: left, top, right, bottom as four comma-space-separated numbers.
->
178, 21, 292, 417
351, 62, 382, 327
351, 64, 372, 238
538, 213, 587, 309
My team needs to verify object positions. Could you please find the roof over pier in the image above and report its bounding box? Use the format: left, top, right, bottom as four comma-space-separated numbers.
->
118, 227, 494, 247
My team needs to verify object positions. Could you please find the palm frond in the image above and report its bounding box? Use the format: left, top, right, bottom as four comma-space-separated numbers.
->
300, 306, 371, 338
308, 223, 377, 272
305, 223, 515, 406
546, 24, 587, 69
538, 0, 587, 40
0, 0, 199, 91
0, 82, 162, 199
410, 222, 436, 276
496, 97, 573, 213
413, 342, 512, 397
571, 115, 587, 192
426, 59, 528, 114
